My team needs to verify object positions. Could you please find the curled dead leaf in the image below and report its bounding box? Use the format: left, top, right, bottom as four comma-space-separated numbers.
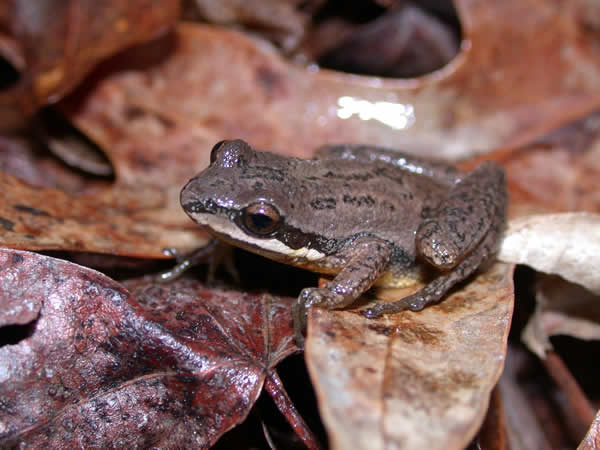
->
522, 275, 600, 358
0, 0, 180, 129
499, 213, 600, 295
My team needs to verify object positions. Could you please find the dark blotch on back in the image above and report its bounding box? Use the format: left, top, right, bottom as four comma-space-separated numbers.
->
310, 197, 337, 210
342, 194, 375, 207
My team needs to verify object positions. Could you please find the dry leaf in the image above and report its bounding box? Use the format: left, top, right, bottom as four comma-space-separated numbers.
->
498, 213, 600, 294
0, 248, 306, 447
0, 173, 207, 257
305, 262, 514, 450
6, 0, 600, 257
498, 110, 600, 216
0, 0, 179, 130
63, 4, 600, 163
185, 0, 306, 50
522, 275, 600, 358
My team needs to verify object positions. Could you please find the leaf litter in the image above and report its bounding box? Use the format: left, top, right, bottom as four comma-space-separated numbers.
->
1, 0, 600, 447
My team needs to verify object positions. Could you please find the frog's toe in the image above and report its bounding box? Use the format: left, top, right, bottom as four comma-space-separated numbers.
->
361, 295, 424, 319
361, 306, 384, 319
292, 300, 308, 346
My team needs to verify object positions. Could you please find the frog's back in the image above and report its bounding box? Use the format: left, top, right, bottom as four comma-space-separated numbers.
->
283, 157, 448, 255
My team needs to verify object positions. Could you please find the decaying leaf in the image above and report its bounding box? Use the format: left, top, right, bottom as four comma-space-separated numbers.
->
499, 213, 600, 295
499, 109, 600, 217
0, 248, 301, 448
305, 263, 514, 450
499, 213, 600, 357
5, 0, 600, 258
0, 0, 180, 130
184, 0, 307, 50
64, 0, 600, 163
315, 4, 459, 78
0, 173, 207, 257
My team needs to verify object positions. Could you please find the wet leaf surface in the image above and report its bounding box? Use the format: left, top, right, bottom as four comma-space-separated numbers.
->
65, 2, 600, 162
0, 248, 300, 448
305, 263, 514, 450
3, 0, 600, 257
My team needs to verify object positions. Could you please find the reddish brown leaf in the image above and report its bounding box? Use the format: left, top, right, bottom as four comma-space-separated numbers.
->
0, 0, 180, 130
0, 172, 208, 257
64, 2, 600, 165
498, 111, 600, 217
0, 248, 300, 448
184, 0, 307, 50
4, 0, 600, 257
305, 263, 514, 450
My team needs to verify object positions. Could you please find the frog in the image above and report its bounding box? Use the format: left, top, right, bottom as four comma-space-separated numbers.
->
180, 139, 507, 344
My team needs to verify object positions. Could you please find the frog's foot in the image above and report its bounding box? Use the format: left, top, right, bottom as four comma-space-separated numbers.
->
362, 220, 500, 319
361, 282, 445, 319
158, 240, 238, 284
292, 287, 345, 347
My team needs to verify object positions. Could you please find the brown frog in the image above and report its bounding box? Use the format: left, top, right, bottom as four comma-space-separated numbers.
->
180, 140, 507, 343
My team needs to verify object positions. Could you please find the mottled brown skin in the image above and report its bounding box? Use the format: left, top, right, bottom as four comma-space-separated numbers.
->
180, 140, 507, 344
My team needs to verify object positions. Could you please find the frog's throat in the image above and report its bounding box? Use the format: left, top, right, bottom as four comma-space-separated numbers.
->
188, 211, 327, 263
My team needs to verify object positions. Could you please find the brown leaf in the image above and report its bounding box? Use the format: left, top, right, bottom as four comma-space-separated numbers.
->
64, 3, 600, 164
0, 0, 180, 130
5, 0, 600, 257
499, 111, 600, 216
315, 5, 459, 78
0, 248, 300, 447
0, 173, 208, 257
305, 263, 514, 450
185, 0, 307, 50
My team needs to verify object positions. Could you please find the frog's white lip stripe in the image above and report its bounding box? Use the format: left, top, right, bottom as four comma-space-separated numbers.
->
189, 212, 326, 261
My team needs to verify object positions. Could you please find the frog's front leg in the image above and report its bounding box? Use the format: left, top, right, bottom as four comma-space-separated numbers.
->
292, 237, 393, 345
363, 161, 507, 318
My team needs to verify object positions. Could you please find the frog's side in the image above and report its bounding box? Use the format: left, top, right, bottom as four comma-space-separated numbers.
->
180, 139, 507, 343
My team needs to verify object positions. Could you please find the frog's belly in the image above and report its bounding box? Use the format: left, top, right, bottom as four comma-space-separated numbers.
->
375, 263, 428, 288
295, 258, 427, 289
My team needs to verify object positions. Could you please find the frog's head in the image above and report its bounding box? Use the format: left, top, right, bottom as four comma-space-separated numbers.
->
181, 139, 334, 265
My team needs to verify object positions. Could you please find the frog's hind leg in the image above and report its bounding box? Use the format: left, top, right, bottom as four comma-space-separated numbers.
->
416, 161, 506, 270
362, 161, 507, 319
361, 223, 499, 318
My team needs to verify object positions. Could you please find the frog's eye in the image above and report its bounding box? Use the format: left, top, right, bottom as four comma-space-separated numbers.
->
210, 140, 228, 164
241, 202, 281, 237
